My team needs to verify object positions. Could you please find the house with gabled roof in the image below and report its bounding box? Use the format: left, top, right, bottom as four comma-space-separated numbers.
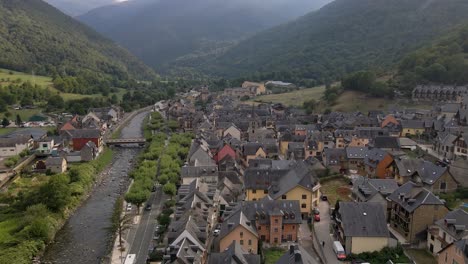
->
438, 239, 468, 264
428, 209, 468, 255
243, 161, 320, 218
388, 182, 448, 243
208, 241, 260, 264
335, 202, 391, 254
351, 177, 399, 218
394, 157, 458, 193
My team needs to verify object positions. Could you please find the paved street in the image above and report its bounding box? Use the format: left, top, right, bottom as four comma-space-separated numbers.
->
298, 222, 320, 264
126, 186, 166, 264
313, 201, 341, 264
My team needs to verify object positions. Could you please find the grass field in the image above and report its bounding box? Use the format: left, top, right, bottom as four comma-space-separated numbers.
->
250, 86, 326, 106
250, 85, 433, 113
320, 177, 352, 206
0, 219, 21, 246
330, 91, 432, 112
264, 248, 286, 264
0, 68, 52, 87
0, 68, 127, 101
9, 108, 43, 121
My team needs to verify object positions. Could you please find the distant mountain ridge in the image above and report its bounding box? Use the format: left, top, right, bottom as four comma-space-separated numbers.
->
179, 0, 468, 82
0, 0, 155, 81
78, 0, 333, 68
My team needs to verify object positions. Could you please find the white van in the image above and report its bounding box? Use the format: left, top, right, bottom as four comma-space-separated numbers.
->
332, 241, 346, 260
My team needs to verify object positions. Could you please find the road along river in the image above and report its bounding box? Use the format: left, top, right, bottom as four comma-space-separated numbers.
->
41, 111, 148, 264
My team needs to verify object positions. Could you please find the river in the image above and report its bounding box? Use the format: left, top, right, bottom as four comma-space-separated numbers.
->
41, 111, 148, 264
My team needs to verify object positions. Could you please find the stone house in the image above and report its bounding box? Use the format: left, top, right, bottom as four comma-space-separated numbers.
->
438, 239, 468, 264
45, 157, 67, 174
388, 182, 448, 243
427, 209, 468, 255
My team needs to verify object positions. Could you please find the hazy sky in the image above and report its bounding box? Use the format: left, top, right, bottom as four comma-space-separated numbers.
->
44, 0, 129, 16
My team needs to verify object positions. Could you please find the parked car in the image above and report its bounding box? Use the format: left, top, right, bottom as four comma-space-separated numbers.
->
152, 186, 157, 192
145, 204, 152, 211
153, 232, 160, 241
126, 203, 132, 211
332, 241, 346, 260
314, 214, 321, 222
313, 208, 320, 215
213, 229, 220, 236
321, 195, 328, 201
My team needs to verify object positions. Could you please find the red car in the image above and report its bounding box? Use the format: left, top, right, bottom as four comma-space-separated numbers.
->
314, 214, 320, 222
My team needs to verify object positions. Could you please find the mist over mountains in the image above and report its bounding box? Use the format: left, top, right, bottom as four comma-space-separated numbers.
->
78, 0, 333, 68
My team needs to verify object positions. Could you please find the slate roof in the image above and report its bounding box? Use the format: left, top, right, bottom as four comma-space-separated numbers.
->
242, 200, 302, 225
208, 241, 260, 264
69, 129, 101, 139
4, 128, 47, 140
338, 202, 388, 237
352, 177, 399, 201
435, 209, 468, 241
323, 148, 347, 165
395, 158, 423, 177
401, 120, 425, 129
364, 148, 388, 168
181, 165, 218, 178
345, 147, 369, 159
416, 161, 449, 185
275, 245, 304, 264
244, 161, 318, 199
45, 157, 65, 166
219, 208, 258, 240
388, 182, 445, 213
0, 136, 31, 147
373, 136, 400, 149
242, 143, 264, 156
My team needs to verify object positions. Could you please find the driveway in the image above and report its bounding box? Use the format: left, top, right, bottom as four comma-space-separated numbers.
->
313, 201, 341, 264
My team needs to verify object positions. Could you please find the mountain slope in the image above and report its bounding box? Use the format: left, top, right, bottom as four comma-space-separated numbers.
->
0, 0, 155, 81
395, 24, 468, 93
78, 0, 332, 68
191, 0, 468, 81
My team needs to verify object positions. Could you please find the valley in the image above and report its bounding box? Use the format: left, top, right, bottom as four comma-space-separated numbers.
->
1, 0, 468, 264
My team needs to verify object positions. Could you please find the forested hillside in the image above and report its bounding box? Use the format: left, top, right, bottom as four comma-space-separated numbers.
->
78, 0, 332, 69
0, 0, 155, 94
186, 0, 468, 84
394, 24, 468, 93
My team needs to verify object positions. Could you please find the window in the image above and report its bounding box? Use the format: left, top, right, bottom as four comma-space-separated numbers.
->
274, 228, 278, 233
261, 235, 266, 241
274, 219, 278, 224
240, 240, 244, 245
301, 203, 307, 208
302, 194, 307, 199
258, 226, 261, 230
274, 238, 278, 244
440, 182, 447, 190
292, 225, 295, 230
252, 190, 256, 194
42, 144, 48, 148
248, 240, 252, 246
282, 195, 287, 199
430, 235, 434, 241
287, 234, 292, 241
240, 232, 243, 237
264, 190, 268, 194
